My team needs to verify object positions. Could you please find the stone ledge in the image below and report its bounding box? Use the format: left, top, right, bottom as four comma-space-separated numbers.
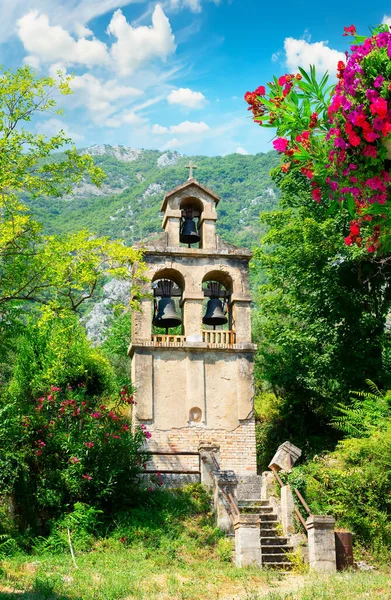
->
128, 342, 257, 356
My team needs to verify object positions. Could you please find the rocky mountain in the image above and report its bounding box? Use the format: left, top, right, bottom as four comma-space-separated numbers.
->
26, 145, 281, 249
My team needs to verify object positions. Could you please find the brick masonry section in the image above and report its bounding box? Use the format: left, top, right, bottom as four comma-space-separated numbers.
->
138, 418, 257, 475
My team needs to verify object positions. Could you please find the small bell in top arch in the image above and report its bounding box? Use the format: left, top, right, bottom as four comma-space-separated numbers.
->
180, 207, 200, 246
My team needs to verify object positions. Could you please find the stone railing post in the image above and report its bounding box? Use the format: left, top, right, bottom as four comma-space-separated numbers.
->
281, 484, 295, 537
306, 515, 336, 573
234, 514, 262, 567
213, 470, 238, 533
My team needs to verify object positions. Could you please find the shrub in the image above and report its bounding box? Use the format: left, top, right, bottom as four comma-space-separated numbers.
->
0, 313, 149, 531
288, 424, 391, 561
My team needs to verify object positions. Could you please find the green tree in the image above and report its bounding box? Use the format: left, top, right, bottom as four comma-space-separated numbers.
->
253, 168, 391, 462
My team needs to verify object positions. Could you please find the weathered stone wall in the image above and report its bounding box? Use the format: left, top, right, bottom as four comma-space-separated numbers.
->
140, 418, 257, 475
132, 346, 256, 474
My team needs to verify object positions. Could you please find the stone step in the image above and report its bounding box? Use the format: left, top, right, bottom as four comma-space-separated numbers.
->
259, 522, 278, 530
261, 545, 293, 555
261, 561, 293, 570
260, 531, 279, 538
261, 537, 288, 546
239, 507, 263, 515
259, 514, 277, 522
238, 505, 273, 514
262, 553, 290, 563
238, 500, 270, 507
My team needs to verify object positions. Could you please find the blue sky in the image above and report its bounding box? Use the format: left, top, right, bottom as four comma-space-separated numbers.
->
1, 0, 391, 156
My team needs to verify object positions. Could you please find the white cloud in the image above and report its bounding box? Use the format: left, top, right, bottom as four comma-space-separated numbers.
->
162, 137, 183, 149
74, 23, 93, 38
39, 117, 84, 142
17, 5, 176, 76
169, 0, 222, 11
107, 5, 176, 76
0, 0, 141, 43
70, 73, 143, 122
152, 124, 169, 134
236, 146, 249, 155
24, 55, 41, 69
271, 51, 281, 63
153, 120, 209, 134
17, 11, 110, 68
167, 87, 206, 108
383, 15, 391, 27
170, 0, 202, 12
106, 110, 145, 128
284, 37, 345, 74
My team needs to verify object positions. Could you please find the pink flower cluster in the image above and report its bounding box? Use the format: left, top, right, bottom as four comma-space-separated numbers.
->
326, 26, 391, 249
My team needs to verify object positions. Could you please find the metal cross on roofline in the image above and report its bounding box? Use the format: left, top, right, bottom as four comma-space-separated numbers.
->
186, 160, 197, 179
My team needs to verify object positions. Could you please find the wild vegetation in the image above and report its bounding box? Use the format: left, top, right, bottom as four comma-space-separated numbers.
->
2, 23, 391, 598
250, 23, 391, 563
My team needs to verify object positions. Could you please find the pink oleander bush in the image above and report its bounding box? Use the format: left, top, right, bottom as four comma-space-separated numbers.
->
0, 314, 149, 532
245, 24, 391, 252
13, 382, 149, 526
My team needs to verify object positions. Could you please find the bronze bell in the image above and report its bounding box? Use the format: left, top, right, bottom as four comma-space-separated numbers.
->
203, 298, 228, 328
180, 217, 201, 245
153, 297, 182, 331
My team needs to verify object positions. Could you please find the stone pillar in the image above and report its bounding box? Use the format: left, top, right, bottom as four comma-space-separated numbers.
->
162, 210, 181, 246
182, 294, 204, 341
234, 514, 262, 567
213, 470, 238, 533
261, 471, 277, 500
199, 213, 217, 249
231, 298, 252, 343
281, 485, 295, 537
132, 296, 152, 343
199, 444, 220, 489
131, 352, 153, 420
306, 515, 336, 573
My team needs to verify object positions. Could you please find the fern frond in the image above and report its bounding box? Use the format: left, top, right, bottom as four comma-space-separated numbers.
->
365, 379, 382, 396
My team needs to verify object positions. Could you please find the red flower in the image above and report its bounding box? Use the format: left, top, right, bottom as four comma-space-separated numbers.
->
82, 474, 92, 480
344, 236, 353, 246
348, 134, 361, 147
254, 85, 266, 96
70, 457, 80, 464
84, 441, 94, 448
337, 61, 346, 71
311, 187, 322, 203
370, 98, 388, 119
272, 137, 289, 152
278, 75, 287, 86
350, 224, 360, 237
343, 25, 357, 37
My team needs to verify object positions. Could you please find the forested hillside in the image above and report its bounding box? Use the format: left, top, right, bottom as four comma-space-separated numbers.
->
26, 145, 280, 249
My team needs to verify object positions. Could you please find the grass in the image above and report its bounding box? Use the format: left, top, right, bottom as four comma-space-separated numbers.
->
0, 485, 389, 600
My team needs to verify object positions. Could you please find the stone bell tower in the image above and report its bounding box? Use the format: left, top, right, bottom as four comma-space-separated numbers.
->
129, 166, 257, 478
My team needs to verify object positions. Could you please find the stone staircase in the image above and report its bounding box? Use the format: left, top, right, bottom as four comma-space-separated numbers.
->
238, 499, 293, 570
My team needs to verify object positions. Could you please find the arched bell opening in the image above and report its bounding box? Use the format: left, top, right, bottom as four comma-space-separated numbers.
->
179, 197, 203, 248
201, 273, 232, 332
152, 270, 184, 336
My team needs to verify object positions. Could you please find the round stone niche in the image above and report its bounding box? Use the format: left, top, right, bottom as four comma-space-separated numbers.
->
189, 407, 202, 425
